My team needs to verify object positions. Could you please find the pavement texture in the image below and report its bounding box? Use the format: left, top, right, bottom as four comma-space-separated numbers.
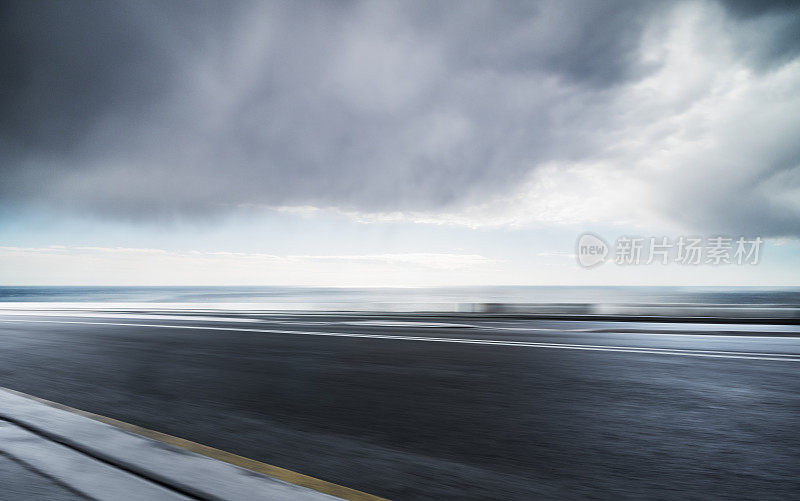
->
0, 310, 798, 499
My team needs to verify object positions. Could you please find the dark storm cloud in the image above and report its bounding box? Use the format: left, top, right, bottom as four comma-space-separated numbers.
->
718, 0, 800, 69
1, 0, 799, 236
0, 1, 233, 151
719, 0, 799, 18
0, 0, 662, 214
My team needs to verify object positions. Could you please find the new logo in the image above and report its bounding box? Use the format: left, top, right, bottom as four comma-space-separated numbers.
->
576, 232, 609, 268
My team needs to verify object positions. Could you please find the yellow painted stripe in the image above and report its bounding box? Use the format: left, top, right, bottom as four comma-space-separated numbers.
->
2, 387, 387, 501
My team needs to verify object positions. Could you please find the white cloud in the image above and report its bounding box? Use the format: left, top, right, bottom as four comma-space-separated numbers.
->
0, 246, 495, 286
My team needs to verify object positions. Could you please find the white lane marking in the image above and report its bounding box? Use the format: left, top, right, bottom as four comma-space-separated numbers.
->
476, 325, 800, 339
0, 311, 261, 323
484, 324, 800, 334
2, 311, 798, 339
2, 318, 800, 362
342, 320, 472, 328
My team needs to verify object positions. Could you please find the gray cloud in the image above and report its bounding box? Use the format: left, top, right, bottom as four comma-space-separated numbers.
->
718, 0, 800, 70
1, 0, 799, 236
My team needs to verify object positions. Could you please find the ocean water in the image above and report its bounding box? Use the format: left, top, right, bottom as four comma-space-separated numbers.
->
0, 286, 798, 312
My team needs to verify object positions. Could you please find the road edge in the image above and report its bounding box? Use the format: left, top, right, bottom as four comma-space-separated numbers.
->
0, 386, 387, 501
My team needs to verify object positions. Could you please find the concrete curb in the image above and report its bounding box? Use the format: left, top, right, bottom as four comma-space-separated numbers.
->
0, 387, 384, 501
0, 420, 189, 500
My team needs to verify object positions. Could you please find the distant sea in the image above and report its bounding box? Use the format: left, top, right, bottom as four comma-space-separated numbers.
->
0, 286, 798, 312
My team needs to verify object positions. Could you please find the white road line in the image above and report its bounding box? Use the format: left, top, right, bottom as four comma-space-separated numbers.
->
483, 325, 800, 337
3, 311, 799, 339
1, 318, 800, 362
6, 308, 800, 340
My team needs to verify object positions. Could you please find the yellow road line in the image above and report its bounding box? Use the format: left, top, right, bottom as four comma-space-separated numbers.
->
1, 386, 387, 501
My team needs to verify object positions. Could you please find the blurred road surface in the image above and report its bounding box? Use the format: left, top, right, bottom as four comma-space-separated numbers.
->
0, 311, 798, 499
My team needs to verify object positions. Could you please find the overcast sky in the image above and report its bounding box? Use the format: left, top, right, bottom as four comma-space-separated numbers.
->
1, 0, 798, 286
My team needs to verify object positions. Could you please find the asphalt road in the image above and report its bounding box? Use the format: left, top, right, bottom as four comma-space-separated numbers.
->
0, 310, 798, 500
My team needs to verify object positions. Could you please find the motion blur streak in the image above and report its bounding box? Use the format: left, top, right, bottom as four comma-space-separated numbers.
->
3, 318, 800, 362
0, 309, 798, 499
